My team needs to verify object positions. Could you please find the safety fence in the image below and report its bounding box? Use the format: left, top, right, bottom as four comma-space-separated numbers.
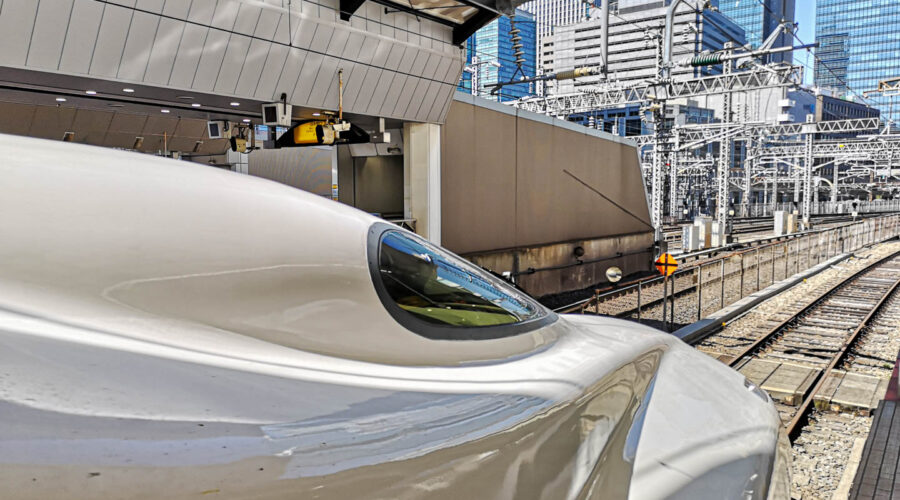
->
561, 214, 900, 331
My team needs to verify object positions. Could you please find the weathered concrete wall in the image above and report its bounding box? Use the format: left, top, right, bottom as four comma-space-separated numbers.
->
441, 92, 654, 298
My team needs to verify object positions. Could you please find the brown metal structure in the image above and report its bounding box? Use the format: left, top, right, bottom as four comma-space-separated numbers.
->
440, 94, 654, 298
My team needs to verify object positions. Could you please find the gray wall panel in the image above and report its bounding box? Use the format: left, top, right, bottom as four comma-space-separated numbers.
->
383, 43, 404, 71
276, 48, 307, 101
89, 5, 133, 77
414, 81, 442, 122
0, 0, 38, 66
232, 3, 262, 36
135, 0, 165, 12
161, 0, 190, 18
367, 38, 390, 67
193, 29, 230, 90
292, 51, 323, 103
378, 74, 406, 116
409, 51, 429, 76
355, 67, 381, 109
396, 46, 417, 74
338, 62, 363, 110
3, 0, 463, 124
235, 39, 270, 95
214, 34, 252, 93
393, 76, 419, 118
187, 0, 218, 24
366, 71, 394, 115
59, 0, 105, 74
210, 0, 240, 30
308, 56, 340, 107
255, 44, 290, 99
26, 0, 74, 70
145, 18, 185, 84
169, 24, 209, 88
253, 8, 280, 39
117, 11, 160, 81
326, 29, 349, 57
342, 33, 365, 60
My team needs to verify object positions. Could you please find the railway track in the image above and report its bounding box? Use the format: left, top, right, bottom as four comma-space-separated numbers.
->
694, 247, 900, 498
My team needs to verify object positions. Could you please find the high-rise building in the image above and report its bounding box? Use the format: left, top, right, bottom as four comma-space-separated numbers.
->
542, 0, 746, 94
520, 0, 604, 44
458, 9, 537, 102
717, 0, 794, 61
815, 0, 900, 124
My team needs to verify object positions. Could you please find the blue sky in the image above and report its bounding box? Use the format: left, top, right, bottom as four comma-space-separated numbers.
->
792, 0, 816, 83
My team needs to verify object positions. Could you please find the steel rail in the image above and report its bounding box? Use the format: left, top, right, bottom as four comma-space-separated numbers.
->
725, 250, 900, 366
785, 274, 900, 442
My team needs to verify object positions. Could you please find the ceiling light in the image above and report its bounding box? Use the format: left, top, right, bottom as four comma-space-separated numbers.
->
242, 119, 251, 123
230, 102, 240, 107
191, 103, 201, 107
161, 109, 170, 113
123, 88, 135, 93
312, 112, 321, 116
55, 97, 66, 102
85, 90, 97, 95
176, 95, 194, 100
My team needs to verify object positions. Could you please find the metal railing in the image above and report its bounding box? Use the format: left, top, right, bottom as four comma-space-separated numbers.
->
744, 200, 900, 218
562, 214, 900, 331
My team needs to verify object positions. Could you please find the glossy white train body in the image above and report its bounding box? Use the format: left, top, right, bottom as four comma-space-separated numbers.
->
0, 134, 789, 499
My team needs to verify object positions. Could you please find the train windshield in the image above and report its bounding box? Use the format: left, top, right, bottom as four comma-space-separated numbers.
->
377, 230, 545, 327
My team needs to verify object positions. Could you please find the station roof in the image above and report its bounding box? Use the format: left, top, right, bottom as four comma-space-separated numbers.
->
341, 0, 514, 45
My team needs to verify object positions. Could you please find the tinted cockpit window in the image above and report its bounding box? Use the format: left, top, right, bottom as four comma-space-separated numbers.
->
377, 231, 546, 327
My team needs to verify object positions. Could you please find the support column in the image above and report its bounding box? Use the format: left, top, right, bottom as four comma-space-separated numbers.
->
742, 137, 754, 217
832, 161, 839, 203
668, 130, 680, 219
772, 164, 778, 210
403, 123, 442, 244
717, 42, 734, 230
802, 114, 815, 224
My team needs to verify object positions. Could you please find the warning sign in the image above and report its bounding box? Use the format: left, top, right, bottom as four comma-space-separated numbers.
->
655, 253, 678, 276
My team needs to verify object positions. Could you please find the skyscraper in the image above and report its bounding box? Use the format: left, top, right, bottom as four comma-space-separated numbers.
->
459, 9, 537, 102
717, 0, 794, 61
815, 0, 900, 123
520, 0, 602, 44
543, 0, 746, 93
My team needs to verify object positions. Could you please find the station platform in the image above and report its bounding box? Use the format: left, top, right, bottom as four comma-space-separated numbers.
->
850, 358, 900, 499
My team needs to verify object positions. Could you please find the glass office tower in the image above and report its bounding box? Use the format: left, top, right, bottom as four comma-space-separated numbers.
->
717, 0, 794, 61
815, 0, 900, 124
458, 9, 537, 102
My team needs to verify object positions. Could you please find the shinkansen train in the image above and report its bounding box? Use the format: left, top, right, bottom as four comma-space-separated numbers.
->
0, 134, 789, 499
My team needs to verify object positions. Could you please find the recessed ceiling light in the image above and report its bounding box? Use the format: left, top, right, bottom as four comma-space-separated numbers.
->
107, 103, 125, 108
123, 88, 135, 93
191, 103, 201, 107
242, 119, 251, 123
161, 109, 170, 113
230, 102, 240, 107
312, 112, 321, 116
85, 90, 97, 95
55, 97, 66, 102
176, 95, 194, 100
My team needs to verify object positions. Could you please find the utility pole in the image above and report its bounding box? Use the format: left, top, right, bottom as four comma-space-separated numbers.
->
802, 114, 815, 224
717, 42, 734, 230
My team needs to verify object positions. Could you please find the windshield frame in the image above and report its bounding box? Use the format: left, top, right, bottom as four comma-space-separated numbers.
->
366, 222, 557, 340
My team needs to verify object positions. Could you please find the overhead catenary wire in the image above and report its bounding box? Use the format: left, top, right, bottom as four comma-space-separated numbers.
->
747, 0, 871, 104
